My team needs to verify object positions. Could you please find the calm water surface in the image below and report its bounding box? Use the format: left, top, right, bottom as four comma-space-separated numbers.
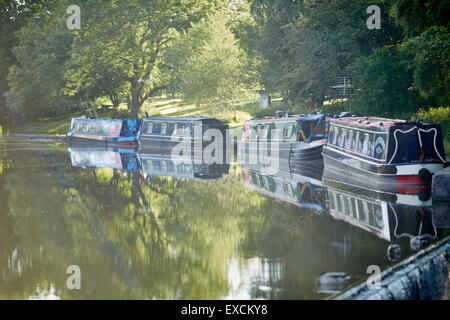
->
0, 142, 448, 299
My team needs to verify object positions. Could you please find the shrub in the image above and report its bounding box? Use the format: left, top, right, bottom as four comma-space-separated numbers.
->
412, 106, 450, 138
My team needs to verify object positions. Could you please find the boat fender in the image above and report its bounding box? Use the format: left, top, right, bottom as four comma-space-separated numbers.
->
418, 168, 432, 182
418, 189, 431, 202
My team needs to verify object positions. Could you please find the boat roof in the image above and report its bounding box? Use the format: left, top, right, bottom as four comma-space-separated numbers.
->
72, 117, 123, 123
330, 116, 417, 129
142, 116, 220, 122
245, 113, 325, 123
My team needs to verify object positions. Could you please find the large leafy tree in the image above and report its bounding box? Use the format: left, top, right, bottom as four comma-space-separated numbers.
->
346, 46, 418, 116
401, 26, 450, 107
4, 1, 77, 119
70, 0, 212, 118
0, 0, 49, 124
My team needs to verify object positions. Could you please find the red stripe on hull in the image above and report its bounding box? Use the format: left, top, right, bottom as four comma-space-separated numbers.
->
396, 184, 431, 194
396, 175, 431, 185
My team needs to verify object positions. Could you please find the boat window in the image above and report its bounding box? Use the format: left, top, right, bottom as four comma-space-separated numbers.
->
352, 131, 359, 152
337, 194, 344, 212
160, 161, 167, 172
89, 123, 97, 134
283, 123, 293, 139
250, 125, 259, 139
283, 182, 293, 197
146, 122, 153, 134
331, 126, 338, 145
262, 176, 269, 190
344, 196, 352, 216
345, 129, 353, 149
329, 192, 336, 210
315, 121, 325, 137
338, 128, 345, 147
261, 124, 270, 139
184, 125, 192, 136
362, 133, 370, 155
161, 123, 168, 135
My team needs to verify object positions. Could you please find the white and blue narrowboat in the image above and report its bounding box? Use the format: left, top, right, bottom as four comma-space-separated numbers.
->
322, 116, 446, 191
241, 112, 329, 167
66, 117, 141, 147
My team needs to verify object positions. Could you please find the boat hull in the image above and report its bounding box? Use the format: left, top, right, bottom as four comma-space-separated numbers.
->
322, 146, 443, 194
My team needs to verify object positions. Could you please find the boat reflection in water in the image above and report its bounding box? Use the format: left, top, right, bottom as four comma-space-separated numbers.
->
138, 153, 229, 180
323, 176, 439, 256
240, 151, 328, 214
242, 164, 328, 214
67, 145, 229, 180
239, 146, 449, 296
67, 146, 140, 171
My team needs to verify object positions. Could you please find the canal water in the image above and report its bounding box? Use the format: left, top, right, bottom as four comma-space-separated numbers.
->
0, 142, 448, 299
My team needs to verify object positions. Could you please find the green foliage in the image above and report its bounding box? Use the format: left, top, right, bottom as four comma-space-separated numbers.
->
241, 0, 403, 107
401, 26, 450, 107
412, 106, 450, 138
4, 1, 77, 119
162, 8, 256, 119
346, 46, 418, 116
389, 0, 450, 37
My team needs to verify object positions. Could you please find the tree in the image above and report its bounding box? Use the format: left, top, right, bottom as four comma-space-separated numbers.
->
389, 0, 450, 37
346, 46, 418, 116
162, 7, 254, 118
401, 26, 450, 107
70, 0, 212, 118
4, 2, 77, 119
240, 0, 403, 108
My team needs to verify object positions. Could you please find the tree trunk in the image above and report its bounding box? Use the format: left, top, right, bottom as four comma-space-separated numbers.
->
130, 80, 143, 118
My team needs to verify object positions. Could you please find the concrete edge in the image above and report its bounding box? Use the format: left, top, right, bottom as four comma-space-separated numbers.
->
334, 235, 450, 300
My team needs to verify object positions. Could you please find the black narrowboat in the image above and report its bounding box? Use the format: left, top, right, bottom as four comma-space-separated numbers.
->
66, 117, 141, 147
138, 116, 229, 163
322, 117, 446, 190
241, 112, 329, 167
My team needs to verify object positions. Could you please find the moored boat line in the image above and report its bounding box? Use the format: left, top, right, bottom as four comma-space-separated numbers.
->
66, 111, 447, 193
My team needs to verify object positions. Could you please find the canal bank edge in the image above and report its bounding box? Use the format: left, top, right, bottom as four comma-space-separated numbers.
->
1, 134, 66, 143
333, 235, 450, 300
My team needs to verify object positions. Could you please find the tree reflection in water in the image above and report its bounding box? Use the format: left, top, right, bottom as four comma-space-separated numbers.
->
0, 144, 447, 299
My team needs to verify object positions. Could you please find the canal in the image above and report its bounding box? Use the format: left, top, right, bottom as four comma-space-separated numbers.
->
0, 142, 448, 299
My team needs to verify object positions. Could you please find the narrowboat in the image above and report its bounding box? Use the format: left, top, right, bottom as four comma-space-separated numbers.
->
66, 117, 141, 147
241, 112, 329, 167
67, 146, 140, 171
138, 116, 229, 163
322, 116, 446, 190
324, 179, 438, 244
139, 153, 229, 180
